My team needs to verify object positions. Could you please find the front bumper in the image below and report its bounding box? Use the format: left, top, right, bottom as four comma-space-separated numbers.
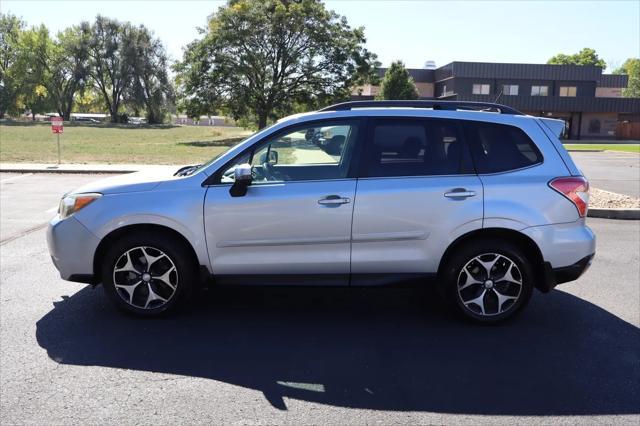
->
46, 215, 100, 283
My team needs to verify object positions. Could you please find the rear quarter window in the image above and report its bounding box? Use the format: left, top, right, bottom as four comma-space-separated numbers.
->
463, 121, 543, 174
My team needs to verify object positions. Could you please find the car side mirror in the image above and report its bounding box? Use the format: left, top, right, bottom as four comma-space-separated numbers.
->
230, 163, 252, 197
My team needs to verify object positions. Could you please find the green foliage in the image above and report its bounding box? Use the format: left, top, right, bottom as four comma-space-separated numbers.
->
85, 16, 136, 123
375, 61, 419, 100
613, 58, 640, 98
0, 13, 25, 117
125, 24, 174, 123
564, 144, 640, 153
74, 88, 103, 113
175, 0, 379, 128
1, 13, 173, 122
44, 25, 91, 120
547, 48, 607, 68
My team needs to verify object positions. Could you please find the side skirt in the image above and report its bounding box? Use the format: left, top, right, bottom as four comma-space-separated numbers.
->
211, 273, 437, 287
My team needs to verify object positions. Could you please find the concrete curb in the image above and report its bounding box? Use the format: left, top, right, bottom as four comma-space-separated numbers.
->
0, 167, 133, 174
588, 208, 640, 220
0, 163, 180, 174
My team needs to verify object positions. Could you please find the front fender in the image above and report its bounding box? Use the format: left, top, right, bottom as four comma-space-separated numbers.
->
74, 187, 210, 271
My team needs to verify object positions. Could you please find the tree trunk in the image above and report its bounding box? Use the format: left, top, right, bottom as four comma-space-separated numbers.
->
110, 103, 118, 123
32, 112, 36, 121
257, 111, 268, 129
63, 102, 72, 121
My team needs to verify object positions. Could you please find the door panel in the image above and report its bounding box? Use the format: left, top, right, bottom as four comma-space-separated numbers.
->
350, 116, 484, 282
351, 176, 483, 277
204, 180, 356, 281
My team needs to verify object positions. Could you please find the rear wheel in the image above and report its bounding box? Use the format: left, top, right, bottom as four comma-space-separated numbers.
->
101, 232, 196, 317
441, 239, 534, 324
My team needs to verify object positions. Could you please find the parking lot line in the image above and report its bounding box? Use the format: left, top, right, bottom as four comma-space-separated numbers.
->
0, 173, 33, 183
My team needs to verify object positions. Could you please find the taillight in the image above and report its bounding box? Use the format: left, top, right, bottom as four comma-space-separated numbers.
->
549, 176, 589, 217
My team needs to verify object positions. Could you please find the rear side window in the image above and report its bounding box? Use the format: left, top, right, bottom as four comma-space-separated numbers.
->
363, 118, 473, 177
463, 121, 543, 174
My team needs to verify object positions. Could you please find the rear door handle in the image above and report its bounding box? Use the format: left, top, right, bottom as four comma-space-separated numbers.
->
318, 195, 351, 205
444, 189, 476, 198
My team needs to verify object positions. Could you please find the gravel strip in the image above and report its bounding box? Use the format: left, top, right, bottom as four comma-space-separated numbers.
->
590, 188, 640, 209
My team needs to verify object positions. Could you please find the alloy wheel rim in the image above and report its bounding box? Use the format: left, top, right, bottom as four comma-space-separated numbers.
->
112, 246, 178, 310
457, 253, 523, 317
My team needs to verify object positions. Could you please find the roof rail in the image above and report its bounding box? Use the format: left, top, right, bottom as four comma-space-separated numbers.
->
319, 100, 523, 115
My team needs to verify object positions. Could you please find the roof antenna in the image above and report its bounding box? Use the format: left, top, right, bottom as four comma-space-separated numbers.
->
493, 88, 503, 104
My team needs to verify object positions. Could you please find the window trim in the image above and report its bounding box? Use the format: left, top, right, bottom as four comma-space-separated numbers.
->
203, 117, 366, 186
357, 116, 475, 179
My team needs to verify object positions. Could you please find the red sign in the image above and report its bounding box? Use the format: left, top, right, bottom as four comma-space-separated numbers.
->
51, 117, 63, 134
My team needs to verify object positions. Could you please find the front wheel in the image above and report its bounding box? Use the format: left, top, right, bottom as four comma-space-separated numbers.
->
441, 240, 534, 324
101, 232, 196, 317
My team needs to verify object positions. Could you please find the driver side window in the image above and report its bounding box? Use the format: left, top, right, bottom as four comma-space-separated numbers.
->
220, 120, 359, 183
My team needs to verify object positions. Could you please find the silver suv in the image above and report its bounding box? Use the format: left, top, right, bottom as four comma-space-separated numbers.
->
47, 101, 595, 323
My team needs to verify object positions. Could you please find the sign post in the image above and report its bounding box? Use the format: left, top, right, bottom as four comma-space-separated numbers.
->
51, 117, 63, 165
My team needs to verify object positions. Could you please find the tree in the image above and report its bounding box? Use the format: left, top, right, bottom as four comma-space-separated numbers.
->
375, 61, 419, 100
175, 0, 379, 128
0, 13, 25, 118
547, 48, 607, 68
613, 58, 640, 98
74, 87, 103, 112
12, 24, 53, 119
86, 16, 136, 122
126, 25, 174, 123
40, 25, 91, 120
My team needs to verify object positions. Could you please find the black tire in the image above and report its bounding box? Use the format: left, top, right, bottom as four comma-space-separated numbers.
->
440, 238, 534, 324
101, 231, 196, 317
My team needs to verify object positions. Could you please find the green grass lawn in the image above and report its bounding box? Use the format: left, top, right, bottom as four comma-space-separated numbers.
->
0, 121, 252, 164
564, 144, 640, 153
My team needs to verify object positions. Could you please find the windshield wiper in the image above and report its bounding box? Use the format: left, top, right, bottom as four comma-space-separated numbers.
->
174, 164, 202, 176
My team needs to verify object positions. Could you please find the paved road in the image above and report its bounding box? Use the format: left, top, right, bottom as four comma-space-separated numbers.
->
0, 172, 109, 244
570, 151, 640, 198
1, 173, 639, 425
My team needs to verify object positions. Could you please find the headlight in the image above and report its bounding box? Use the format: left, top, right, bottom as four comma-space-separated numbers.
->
58, 193, 102, 219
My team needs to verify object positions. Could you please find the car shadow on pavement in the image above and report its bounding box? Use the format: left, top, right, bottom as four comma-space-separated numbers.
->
36, 285, 639, 415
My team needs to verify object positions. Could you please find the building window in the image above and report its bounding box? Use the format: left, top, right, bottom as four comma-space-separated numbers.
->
559, 86, 577, 97
531, 85, 548, 96
502, 84, 519, 96
472, 84, 490, 95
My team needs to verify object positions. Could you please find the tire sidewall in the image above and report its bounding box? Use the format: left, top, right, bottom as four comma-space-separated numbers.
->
443, 240, 534, 324
101, 233, 195, 317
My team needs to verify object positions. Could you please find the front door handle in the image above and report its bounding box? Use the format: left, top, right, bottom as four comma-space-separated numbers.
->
444, 189, 476, 198
318, 195, 351, 205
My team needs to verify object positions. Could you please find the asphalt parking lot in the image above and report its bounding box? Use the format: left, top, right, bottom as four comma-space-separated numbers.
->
1, 172, 639, 425
570, 151, 640, 198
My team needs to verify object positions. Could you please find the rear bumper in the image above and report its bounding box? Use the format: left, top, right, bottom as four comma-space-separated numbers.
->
522, 220, 596, 293
553, 253, 595, 285
47, 215, 100, 283
540, 253, 595, 293
522, 221, 596, 270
